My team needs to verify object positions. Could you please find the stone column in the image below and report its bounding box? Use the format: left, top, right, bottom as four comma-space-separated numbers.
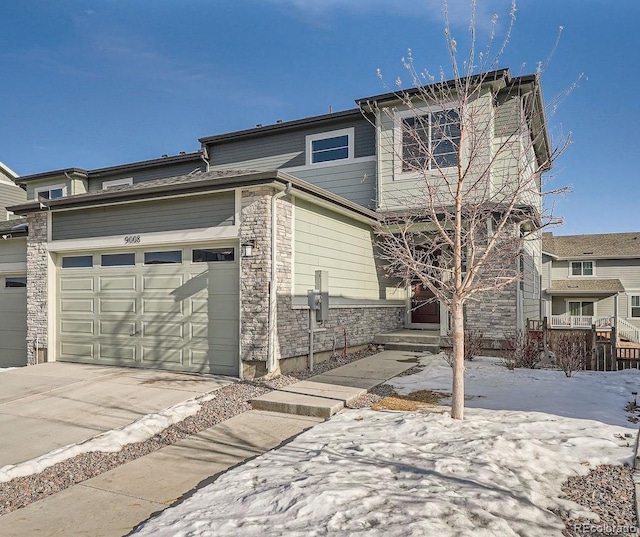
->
26, 212, 49, 365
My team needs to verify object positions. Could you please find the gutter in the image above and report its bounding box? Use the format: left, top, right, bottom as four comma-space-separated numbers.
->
267, 182, 293, 373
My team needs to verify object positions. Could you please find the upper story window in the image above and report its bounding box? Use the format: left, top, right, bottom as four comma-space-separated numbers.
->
570, 260, 594, 276
103, 178, 133, 190
35, 184, 67, 200
306, 128, 354, 166
631, 296, 640, 318
397, 108, 460, 173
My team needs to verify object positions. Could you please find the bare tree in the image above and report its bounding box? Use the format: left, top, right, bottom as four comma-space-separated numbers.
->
368, 1, 573, 419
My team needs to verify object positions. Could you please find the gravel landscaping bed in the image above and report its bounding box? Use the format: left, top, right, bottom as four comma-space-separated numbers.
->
0, 347, 377, 515
558, 464, 637, 536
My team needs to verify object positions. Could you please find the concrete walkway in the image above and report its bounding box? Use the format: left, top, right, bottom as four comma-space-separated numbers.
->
0, 350, 423, 536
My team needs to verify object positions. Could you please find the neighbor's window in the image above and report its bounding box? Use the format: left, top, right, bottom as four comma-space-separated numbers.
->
62, 255, 93, 268
102, 178, 133, 190
192, 248, 235, 262
631, 296, 640, 318
306, 128, 353, 165
5, 276, 26, 288
101, 253, 135, 267
568, 301, 594, 317
570, 261, 594, 276
35, 184, 67, 200
401, 109, 460, 172
144, 250, 182, 265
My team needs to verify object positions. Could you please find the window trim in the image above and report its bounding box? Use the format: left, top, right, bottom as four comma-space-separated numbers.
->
102, 177, 133, 190
61, 255, 94, 269
143, 249, 183, 265
629, 293, 640, 319
394, 104, 460, 177
305, 128, 354, 167
34, 183, 68, 200
100, 252, 136, 267
568, 260, 596, 277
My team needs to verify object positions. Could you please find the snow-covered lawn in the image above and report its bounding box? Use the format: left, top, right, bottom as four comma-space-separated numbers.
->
133, 356, 639, 537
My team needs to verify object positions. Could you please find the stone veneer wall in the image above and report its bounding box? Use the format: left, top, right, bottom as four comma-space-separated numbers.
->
239, 188, 272, 365
26, 212, 48, 365
464, 282, 518, 341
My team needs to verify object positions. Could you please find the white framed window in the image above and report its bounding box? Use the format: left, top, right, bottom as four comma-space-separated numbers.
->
306, 128, 354, 166
569, 260, 594, 277
35, 184, 67, 200
102, 177, 133, 190
630, 295, 640, 318
395, 107, 461, 174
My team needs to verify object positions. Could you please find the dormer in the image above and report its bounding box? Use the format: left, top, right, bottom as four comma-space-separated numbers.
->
15, 168, 89, 201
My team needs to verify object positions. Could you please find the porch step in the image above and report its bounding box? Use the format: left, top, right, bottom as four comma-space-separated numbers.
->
373, 329, 441, 354
383, 342, 440, 353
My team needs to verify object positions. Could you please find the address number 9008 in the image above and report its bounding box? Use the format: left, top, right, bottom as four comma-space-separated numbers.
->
124, 235, 141, 244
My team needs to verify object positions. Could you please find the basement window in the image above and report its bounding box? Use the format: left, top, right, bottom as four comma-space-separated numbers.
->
5, 276, 26, 288
144, 250, 182, 265
193, 248, 235, 262
62, 255, 93, 268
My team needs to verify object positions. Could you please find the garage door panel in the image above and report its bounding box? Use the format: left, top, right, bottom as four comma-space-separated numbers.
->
142, 298, 182, 314
141, 346, 184, 364
60, 277, 94, 292
60, 320, 94, 336
142, 274, 184, 291
61, 299, 94, 313
99, 343, 136, 361
191, 296, 239, 317
100, 298, 136, 314
100, 320, 136, 336
99, 276, 136, 292
142, 321, 183, 338
60, 341, 94, 359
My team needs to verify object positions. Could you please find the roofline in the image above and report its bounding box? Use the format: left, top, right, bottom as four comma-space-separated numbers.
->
198, 109, 364, 145
545, 289, 622, 296
0, 161, 18, 181
15, 152, 203, 183
8, 170, 380, 223
545, 254, 640, 261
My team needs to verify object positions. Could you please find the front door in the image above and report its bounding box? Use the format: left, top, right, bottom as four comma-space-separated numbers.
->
411, 284, 440, 324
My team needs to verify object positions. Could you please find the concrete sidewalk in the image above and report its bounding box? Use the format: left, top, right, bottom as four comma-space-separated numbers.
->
0, 350, 423, 536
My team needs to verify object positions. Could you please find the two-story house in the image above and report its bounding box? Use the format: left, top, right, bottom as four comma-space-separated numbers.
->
542, 231, 640, 343
4, 68, 550, 375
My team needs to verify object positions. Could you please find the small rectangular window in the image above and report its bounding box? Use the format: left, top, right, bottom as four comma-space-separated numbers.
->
192, 248, 235, 262
5, 276, 26, 288
35, 184, 67, 200
311, 135, 349, 163
632, 296, 640, 318
144, 250, 182, 265
101, 253, 135, 266
62, 255, 93, 268
570, 261, 594, 276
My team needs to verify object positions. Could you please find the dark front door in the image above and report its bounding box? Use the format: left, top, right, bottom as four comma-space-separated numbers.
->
411, 284, 440, 324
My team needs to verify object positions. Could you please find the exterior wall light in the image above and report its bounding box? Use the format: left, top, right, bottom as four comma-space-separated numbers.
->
241, 240, 255, 258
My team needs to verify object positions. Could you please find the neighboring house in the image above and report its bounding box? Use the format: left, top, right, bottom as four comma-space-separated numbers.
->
4, 68, 550, 374
542, 232, 640, 343
0, 161, 27, 366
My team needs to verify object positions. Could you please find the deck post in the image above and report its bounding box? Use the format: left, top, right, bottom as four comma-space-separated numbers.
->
611, 326, 617, 372
590, 324, 596, 371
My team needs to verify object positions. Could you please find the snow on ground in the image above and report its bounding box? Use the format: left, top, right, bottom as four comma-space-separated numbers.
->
133, 356, 639, 537
0, 395, 209, 483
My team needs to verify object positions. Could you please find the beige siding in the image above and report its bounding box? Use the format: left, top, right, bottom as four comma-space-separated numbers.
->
522, 231, 541, 321
0, 237, 27, 265
51, 192, 235, 240
25, 178, 73, 200
0, 183, 26, 219
293, 198, 385, 301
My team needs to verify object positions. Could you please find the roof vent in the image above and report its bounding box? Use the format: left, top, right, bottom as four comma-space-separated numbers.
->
256, 124, 263, 128
161, 154, 168, 158
276, 120, 282, 124
582, 251, 593, 255
179, 151, 186, 155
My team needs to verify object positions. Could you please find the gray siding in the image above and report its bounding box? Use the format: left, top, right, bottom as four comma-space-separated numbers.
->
0, 183, 26, 219
88, 161, 206, 192
51, 192, 235, 240
0, 237, 27, 265
209, 117, 375, 169
494, 95, 522, 137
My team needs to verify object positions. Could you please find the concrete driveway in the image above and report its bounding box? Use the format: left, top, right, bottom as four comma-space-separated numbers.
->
0, 362, 233, 468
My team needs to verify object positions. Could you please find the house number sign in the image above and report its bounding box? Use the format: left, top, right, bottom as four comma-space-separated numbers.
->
124, 235, 141, 244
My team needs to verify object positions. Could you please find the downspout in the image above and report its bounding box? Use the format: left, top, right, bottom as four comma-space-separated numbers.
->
267, 182, 293, 373
200, 147, 210, 172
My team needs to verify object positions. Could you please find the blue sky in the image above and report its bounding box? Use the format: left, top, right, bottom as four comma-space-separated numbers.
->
0, 0, 637, 235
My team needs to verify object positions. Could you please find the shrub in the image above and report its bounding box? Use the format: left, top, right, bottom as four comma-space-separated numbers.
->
444, 329, 484, 367
502, 329, 541, 370
554, 331, 589, 377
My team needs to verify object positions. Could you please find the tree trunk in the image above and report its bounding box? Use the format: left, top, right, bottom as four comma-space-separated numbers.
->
450, 299, 465, 420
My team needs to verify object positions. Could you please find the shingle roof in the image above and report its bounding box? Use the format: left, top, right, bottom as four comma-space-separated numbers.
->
0, 217, 27, 235
543, 232, 640, 259
548, 278, 625, 295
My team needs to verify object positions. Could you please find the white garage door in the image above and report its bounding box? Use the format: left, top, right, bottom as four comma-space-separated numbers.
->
56, 244, 239, 376
0, 274, 27, 367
